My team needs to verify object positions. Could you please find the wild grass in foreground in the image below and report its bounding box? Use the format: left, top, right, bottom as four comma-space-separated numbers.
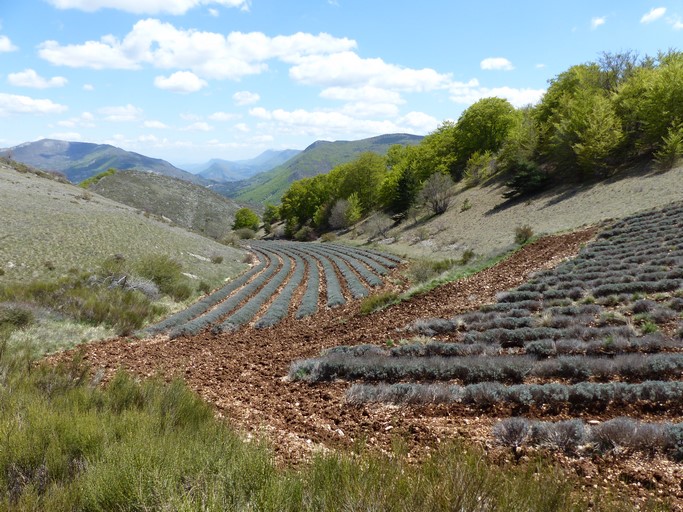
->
0, 330, 646, 512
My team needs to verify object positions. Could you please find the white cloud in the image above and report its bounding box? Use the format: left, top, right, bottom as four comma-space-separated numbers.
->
143, 120, 168, 128
232, 90, 260, 105
209, 111, 239, 121
289, 51, 451, 92
208, 8, 219, 16
535, 63, 546, 69
0, 93, 68, 116
449, 79, 545, 107
341, 101, 399, 118
180, 113, 201, 121
7, 69, 68, 89
591, 16, 606, 29
0, 35, 17, 53
57, 112, 96, 128
39, 38, 141, 69
641, 7, 666, 23
234, 122, 250, 132
83, 83, 94, 91
671, 17, 683, 30
398, 111, 439, 133
320, 85, 404, 104
480, 57, 514, 71
183, 121, 213, 131
45, 0, 250, 15
38, 19, 356, 80
249, 106, 430, 138
98, 104, 143, 122
48, 131, 83, 140
154, 71, 207, 93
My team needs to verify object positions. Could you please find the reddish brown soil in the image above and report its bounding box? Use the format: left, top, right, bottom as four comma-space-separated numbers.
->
58, 226, 683, 508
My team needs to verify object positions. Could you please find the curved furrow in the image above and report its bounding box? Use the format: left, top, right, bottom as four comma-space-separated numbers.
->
316, 243, 391, 276
296, 243, 383, 288
280, 244, 345, 307
214, 249, 295, 332
253, 248, 305, 329
168, 248, 280, 338
323, 243, 399, 270
139, 248, 267, 337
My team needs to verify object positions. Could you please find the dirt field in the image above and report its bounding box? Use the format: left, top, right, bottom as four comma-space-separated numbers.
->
56, 225, 683, 508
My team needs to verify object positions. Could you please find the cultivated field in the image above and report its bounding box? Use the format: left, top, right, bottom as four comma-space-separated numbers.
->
71, 202, 683, 506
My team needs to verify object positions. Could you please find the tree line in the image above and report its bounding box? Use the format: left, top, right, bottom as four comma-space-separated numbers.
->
266, 50, 683, 239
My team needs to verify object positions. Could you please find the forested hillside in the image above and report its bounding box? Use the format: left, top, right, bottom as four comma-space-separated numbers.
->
277, 51, 683, 238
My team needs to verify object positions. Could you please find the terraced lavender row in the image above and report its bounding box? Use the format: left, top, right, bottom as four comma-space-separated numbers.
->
139, 250, 268, 337
288, 201, 683, 415
168, 249, 281, 338
142, 241, 399, 336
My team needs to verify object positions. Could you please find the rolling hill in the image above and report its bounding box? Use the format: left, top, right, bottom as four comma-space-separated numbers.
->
1, 139, 207, 185
211, 133, 423, 205
88, 170, 243, 240
0, 158, 246, 286
186, 149, 301, 182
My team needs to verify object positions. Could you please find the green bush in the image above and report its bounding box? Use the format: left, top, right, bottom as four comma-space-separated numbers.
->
235, 228, 256, 240
502, 160, 549, 199
79, 168, 117, 189
409, 259, 455, 284
135, 255, 191, 301
294, 226, 316, 241
0, 304, 35, 330
233, 207, 260, 231
359, 291, 400, 315
210, 254, 224, 264
514, 225, 534, 245
654, 124, 683, 170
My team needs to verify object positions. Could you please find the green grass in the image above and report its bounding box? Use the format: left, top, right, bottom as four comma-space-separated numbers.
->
359, 291, 400, 315
0, 334, 640, 512
0, 163, 246, 287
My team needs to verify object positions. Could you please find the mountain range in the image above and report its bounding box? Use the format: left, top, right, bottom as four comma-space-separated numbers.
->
183, 149, 301, 182
0, 139, 206, 185
212, 133, 424, 204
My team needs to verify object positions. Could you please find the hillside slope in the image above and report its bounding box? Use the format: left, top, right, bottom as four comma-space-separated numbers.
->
0, 160, 246, 285
1, 139, 206, 185
349, 164, 683, 261
213, 133, 422, 205
89, 170, 242, 240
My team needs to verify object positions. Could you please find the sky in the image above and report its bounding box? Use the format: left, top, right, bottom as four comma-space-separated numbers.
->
1, 1, 682, 167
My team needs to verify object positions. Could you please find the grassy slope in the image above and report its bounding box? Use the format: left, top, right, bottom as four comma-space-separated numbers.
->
348, 163, 683, 261
0, 162, 247, 286
89, 170, 242, 240
232, 134, 423, 205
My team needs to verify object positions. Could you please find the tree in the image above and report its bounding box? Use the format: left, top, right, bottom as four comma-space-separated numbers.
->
420, 172, 454, 215
262, 203, 280, 224
454, 97, 519, 172
233, 207, 260, 231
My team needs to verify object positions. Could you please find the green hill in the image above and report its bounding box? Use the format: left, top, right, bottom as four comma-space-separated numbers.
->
1, 139, 207, 185
213, 133, 422, 205
88, 170, 243, 240
0, 159, 246, 286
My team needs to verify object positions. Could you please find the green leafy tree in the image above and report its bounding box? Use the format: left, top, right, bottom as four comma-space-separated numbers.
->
232, 207, 260, 231
454, 97, 519, 172
262, 203, 280, 224
346, 193, 363, 225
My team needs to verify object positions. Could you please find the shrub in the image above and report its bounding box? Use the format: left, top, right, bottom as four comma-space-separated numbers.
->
233, 207, 260, 231
409, 259, 454, 284
493, 417, 531, 452
502, 160, 549, 199
135, 255, 191, 301
359, 291, 399, 315
0, 304, 34, 330
321, 232, 337, 242
460, 198, 472, 212
295, 226, 316, 241
419, 172, 454, 215
514, 225, 534, 245
210, 254, 224, 264
196, 281, 212, 295
459, 249, 475, 265
654, 124, 683, 171
235, 228, 256, 239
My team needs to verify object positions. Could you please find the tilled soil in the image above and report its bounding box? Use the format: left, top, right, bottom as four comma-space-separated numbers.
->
61, 226, 683, 508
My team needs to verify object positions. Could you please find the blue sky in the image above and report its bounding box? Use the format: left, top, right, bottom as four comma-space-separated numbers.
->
1, 0, 682, 166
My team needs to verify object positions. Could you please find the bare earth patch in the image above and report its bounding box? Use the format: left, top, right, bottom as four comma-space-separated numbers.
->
56, 226, 683, 508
